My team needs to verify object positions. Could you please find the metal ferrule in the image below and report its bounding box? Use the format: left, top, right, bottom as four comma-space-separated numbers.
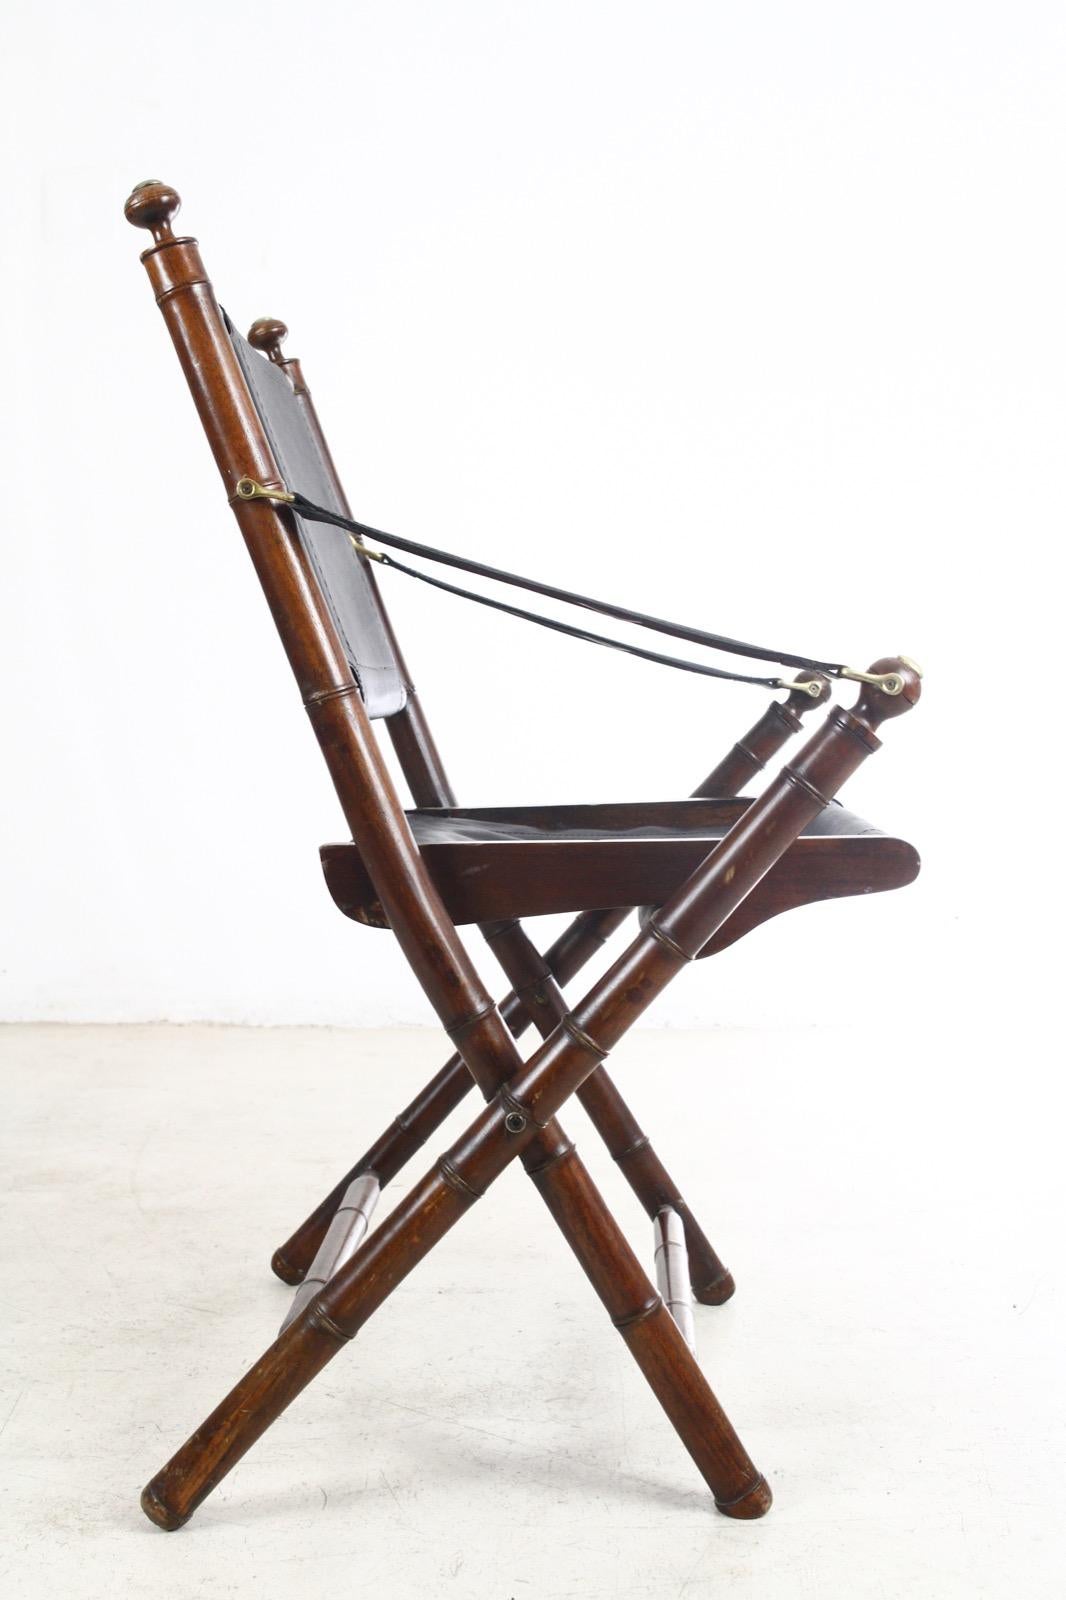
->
280, 1173, 381, 1333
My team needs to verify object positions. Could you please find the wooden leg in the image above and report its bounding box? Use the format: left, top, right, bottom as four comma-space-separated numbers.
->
273, 907, 733, 1303
272, 1000, 756, 1521
488, 923, 750, 1497
145, 1100, 768, 1529
483, 917, 735, 1305
153, 926, 772, 1529
524, 1137, 765, 1513
270, 1053, 472, 1285
578, 1070, 734, 1304
251, 943, 751, 1536
270, 913, 621, 1283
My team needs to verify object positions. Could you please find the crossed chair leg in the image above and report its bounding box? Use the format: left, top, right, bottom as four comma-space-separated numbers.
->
143, 939, 771, 1532
142, 666, 915, 1531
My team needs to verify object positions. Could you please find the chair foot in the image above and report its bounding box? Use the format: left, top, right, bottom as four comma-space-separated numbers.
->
270, 1247, 305, 1286
692, 1266, 736, 1306
140, 1481, 190, 1532
714, 1473, 773, 1520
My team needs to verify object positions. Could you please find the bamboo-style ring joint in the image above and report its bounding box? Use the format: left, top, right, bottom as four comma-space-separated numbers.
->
782, 766, 832, 808
303, 682, 362, 711
559, 1014, 609, 1060
446, 1003, 496, 1044
437, 1155, 484, 1201
235, 476, 295, 504
612, 1294, 663, 1330
732, 738, 763, 768
523, 1139, 576, 1177
613, 1133, 650, 1165
645, 917, 692, 963
306, 1304, 352, 1343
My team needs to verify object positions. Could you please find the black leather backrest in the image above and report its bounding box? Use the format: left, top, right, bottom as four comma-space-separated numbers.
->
227, 316, 407, 719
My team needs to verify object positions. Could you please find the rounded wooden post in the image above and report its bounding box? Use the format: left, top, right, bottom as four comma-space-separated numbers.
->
693, 672, 831, 797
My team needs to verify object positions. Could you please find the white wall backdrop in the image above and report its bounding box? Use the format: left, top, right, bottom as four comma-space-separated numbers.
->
2, 1, 1062, 1027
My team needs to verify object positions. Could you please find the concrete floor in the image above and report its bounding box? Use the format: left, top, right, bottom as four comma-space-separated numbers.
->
0, 1023, 1060, 1598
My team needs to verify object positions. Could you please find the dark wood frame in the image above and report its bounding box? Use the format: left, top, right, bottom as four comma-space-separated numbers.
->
124, 181, 921, 1533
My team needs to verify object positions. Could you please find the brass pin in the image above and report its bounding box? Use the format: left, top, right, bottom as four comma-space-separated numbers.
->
347, 534, 385, 563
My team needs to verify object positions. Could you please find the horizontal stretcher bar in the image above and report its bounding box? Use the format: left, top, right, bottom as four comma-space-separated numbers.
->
654, 1207, 698, 1355
320, 797, 919, 951
279, 1174, 381, 1333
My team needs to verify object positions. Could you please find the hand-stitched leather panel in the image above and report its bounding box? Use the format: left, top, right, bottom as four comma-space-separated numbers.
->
226, 316, 407, 719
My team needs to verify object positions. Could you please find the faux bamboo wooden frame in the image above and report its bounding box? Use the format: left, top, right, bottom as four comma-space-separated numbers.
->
124, 180, 921, 1533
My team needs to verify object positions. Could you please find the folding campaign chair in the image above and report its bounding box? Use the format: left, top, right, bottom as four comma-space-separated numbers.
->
124, 180, 922, 1532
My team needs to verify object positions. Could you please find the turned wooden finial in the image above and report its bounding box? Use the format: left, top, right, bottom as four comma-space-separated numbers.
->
124, 180, 182, 244
248, 317, 290, 365
852, 656, 923, 727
